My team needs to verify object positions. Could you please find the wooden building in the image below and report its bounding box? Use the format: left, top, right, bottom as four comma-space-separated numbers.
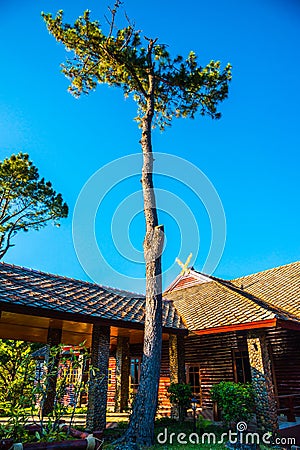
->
1, 260, 300, 433
165, 261, 300, 433
0, 262, 186, 430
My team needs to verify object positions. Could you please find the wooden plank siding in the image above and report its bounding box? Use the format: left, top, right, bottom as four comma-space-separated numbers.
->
130, 341, 172, 416
107, 356, 117, 411
106, 341, 172, 415
105, 328, 300, 417
266, 328, 300, 402
185, 332, 237, 416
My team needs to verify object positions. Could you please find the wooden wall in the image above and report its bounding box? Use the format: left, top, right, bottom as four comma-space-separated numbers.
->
185, 332, 237, 415
107, 356, 117, 411
130, 341, 172, 416
106, 328, 300, 417
107, 340, 171, 415
266, 328, 300, 400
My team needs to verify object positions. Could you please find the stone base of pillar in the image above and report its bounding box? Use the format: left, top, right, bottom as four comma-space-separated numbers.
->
115, 336, 130, 413
86, 325, 110, 432
42, 327, 62, 416
169, 334, 185, 384
247, 332, 278, 435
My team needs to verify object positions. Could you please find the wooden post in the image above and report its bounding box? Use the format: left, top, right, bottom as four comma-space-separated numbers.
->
115, 336, 130, 413
42, 327, 62, 416
169, 334, 185, 384
247, 331, 278, 434
86, 324, 110, 432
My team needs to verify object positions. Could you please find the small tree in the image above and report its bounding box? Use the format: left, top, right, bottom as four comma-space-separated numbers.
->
0, 152, 68, 259
42, 3, 231, 446
0, 339, 39, 413
0, 339, 40, 442
168, 382, 192, 422
210, 381, 255, 428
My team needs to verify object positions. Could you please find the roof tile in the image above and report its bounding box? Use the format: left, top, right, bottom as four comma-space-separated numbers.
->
0, 262, 185, 331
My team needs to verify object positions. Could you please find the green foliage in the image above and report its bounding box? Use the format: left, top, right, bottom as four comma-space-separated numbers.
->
210, 381, 255, 427
167, 382, 192, 409
0, 340, 41, 441
0, 341, 91, 443
42, 7, 231, 130
155, 416, 178, 427
0, 340, 40, 414
196, 414, 212, 431
35, 343, 91, 436
167, 382, 192, 422
0, 152, 68, 259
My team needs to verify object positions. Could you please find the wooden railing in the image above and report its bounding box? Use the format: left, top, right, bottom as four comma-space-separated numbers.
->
276, 394, 300, 422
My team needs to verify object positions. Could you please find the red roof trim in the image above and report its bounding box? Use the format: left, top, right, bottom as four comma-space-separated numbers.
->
193, 319, 278, 336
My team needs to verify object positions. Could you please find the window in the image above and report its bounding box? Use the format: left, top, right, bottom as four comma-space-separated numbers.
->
186, 364, 201, 401
232, 350, 252, 383
130, 357, 141, 391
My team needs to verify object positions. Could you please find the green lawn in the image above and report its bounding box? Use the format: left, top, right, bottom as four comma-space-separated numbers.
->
103, 420, 276, 449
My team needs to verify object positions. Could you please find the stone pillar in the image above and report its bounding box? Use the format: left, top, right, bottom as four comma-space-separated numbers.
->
169, 334, 185, 384
247, 331, 278, 434
86, 324, 110, 432
169, 334, 186, 420
114, 336, 130, 412
42, 327, 62, 416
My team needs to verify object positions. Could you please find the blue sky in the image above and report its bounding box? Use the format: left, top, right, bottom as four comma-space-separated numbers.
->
0, 0, 299, 292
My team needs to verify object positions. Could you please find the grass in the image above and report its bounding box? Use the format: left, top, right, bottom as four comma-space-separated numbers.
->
103, 419, 229, 449
102, 419, 277, 449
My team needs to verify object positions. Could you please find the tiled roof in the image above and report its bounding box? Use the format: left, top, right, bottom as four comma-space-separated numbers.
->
164, 262, 300, 332
0, 262, 185, 331
231, 261, 300, 319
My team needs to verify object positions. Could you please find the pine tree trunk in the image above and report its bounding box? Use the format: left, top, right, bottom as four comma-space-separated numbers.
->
118, 69, 164, 448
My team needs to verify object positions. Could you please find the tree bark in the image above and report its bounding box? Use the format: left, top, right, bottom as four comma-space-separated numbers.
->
118, 45, 164, 448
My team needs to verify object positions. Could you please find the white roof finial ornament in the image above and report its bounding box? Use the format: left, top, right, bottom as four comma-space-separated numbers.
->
175, 253, 193, 276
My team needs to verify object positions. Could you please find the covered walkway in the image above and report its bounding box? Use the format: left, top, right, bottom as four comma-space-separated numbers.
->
0, 262, 187, 430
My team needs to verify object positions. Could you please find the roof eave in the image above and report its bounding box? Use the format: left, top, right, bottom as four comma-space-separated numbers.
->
191, 319, 278, 336
0, 301, 186, 334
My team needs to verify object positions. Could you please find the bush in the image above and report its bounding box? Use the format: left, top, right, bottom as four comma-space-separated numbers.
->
167, 383, 192, 422
210, 381, 255, 428
155, 416, 178, 427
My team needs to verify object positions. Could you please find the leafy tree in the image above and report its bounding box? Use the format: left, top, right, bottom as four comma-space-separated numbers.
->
42, 3, 231, 446
0, 339, 39, 413
0, 152, 68, 259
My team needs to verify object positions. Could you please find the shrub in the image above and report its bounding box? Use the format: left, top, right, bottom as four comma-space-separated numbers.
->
167, 383, 192, 422
210, 381, 255, 428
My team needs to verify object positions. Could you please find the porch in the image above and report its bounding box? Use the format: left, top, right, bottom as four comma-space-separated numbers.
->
0, 262, 187, 431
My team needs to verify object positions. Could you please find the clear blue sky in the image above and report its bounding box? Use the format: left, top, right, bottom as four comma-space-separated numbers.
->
1, 0, 299, 292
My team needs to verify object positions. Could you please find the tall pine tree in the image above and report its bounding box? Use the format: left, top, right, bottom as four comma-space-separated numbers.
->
43, 3, 231, 446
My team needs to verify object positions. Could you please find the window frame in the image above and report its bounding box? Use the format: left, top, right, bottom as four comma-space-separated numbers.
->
232, 349, 252, 383
185, 363, 202, 404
